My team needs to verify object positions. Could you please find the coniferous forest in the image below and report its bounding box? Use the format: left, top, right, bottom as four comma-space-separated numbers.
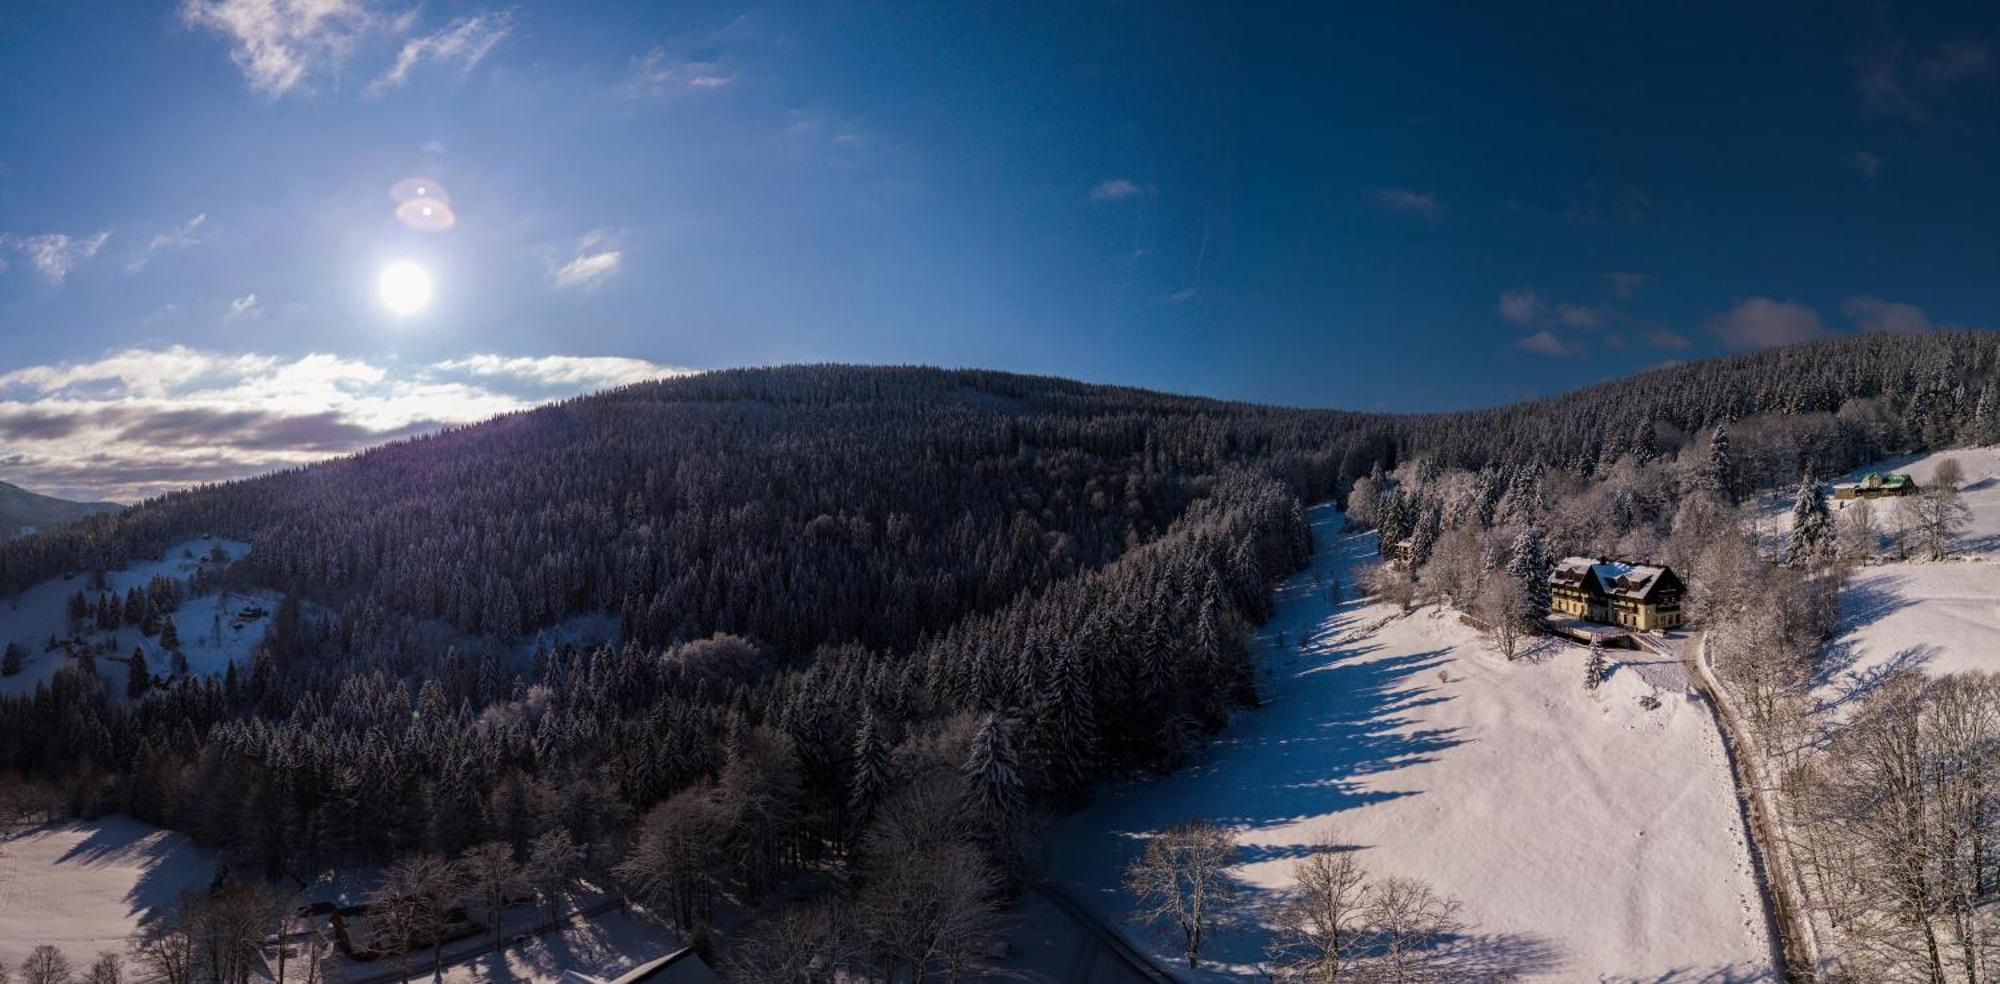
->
5, 332, 2000, 973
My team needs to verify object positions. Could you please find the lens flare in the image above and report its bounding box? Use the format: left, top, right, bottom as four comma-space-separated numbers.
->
390, 177, 456, 231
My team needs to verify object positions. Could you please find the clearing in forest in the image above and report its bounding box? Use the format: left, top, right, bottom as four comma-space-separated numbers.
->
1046, 504, 1772, 981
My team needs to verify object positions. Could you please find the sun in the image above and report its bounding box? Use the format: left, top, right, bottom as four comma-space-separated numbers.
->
378, 261, 434, 316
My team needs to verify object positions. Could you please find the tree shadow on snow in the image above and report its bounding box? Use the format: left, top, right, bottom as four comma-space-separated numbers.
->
1193, 646, 1466, 833
1614, 962, 1781, 984
1111, 643, 1470, 972
33, 818, 215, 928
1812, 644, 1936, 722
1192, 879, 1570, 980
1834, 572, 1918, 637
1952, 530, 2000, 555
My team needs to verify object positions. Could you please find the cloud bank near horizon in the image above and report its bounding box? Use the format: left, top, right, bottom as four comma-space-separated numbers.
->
0, 347, 690, 502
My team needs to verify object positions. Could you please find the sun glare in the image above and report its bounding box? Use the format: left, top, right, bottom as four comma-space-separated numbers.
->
378, 261, 433, 316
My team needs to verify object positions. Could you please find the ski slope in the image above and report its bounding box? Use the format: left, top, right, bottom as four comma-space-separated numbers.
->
0, 538, 277, 699
1046, 504, 1772, 981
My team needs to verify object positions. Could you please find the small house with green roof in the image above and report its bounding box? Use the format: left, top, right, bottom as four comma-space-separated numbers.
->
1832, 472, 1919, 501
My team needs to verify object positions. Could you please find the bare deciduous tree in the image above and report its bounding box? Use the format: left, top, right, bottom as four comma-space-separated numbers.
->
614, 788, 724, 931
82, 953, 118, 984
1266, 842, 1370, 982
1359, 562, 1416, 612
526, 829, 583, 930
374, 854, 465, 984
726, 899, 857, 984
1361, 876, 1465, 983
457, 842, 521, 950
135, 908, 196, 984
1475, 577, 1530, 661
20, 947, 68, 984
1124, 819, 1239, 970
1908, 459, 1972, 560
856, 839, 1001, 983
1820, 671, 2000, 983
1838, 499, 1880, 562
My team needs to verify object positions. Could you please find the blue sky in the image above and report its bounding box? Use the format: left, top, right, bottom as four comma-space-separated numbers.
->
1, 1, 1997, 498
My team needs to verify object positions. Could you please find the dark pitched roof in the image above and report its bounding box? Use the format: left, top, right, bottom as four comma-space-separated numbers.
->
1549, 557, 1681, 602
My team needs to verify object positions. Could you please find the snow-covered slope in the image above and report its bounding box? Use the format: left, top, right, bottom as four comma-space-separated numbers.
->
0, 538, 277, 698
0, 818, 221, 968
1046, 505, 1772, 981
1814, 448, 2000, 701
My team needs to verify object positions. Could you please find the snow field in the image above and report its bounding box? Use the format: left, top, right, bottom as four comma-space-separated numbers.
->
0, 818, 223, 969
1047, 505, 1772, 981
1789, 448, 2000, 703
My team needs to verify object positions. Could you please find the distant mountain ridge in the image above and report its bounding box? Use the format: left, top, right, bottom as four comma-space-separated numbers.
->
0, 481, 122, 538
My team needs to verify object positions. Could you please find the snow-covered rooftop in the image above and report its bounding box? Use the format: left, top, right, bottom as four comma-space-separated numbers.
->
1552, 556, 1673, 600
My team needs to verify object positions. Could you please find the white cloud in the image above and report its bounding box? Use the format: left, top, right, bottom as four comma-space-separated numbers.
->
431, 354, 688, 389
1705, 297, 1829, 351
179, 0, 390, 97
369, 8, 514, 94
1498, 289, 1547, 326
551, 232, 622, 289
621, 46, 735, 98
127, 214, 208, 272
1842, 295, 1964, 334
1089, 179, 1147, 203
0, 347, 690, 501
1166, 288, 1198, 304
1849, 150, 1883, 179
5, 231, 112, 284
227, 293, 260, 319
1514, 330, 1580, 358
1371, 189, 1445, 222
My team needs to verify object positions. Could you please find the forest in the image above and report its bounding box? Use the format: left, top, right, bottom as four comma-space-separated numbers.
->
4, 332, 2000, 980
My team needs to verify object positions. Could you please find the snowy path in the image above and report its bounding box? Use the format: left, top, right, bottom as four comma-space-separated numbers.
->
1046, 504, 1773, 981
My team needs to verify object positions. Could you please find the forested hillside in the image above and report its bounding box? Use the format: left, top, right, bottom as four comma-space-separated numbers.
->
0, 482, 120, 539
2, 335, 1999, 971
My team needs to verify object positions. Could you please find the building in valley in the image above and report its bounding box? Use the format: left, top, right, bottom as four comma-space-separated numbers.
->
1548, 557, 1685, 631
1832, 472, 1918, 500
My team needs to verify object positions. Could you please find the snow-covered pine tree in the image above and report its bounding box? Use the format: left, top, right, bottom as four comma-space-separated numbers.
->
1408, 501, 1441, 569
1585, 638, 1607, 691
1507, 525, 1552, 613
847, 713, 888, 839
962, 712, 1025, 846
1704, 424, 1735, 502
1375, 489, 1411, 558
1786, 469, 1834, 569
1036, 641, 1098, 791
1975, 379, 2000, 446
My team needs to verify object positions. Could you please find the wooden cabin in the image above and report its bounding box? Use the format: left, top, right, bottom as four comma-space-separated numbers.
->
1548, 557, 1685, 631
1832, 472, 1918, 500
